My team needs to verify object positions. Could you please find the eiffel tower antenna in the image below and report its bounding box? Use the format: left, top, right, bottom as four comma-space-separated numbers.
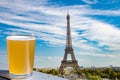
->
59, 13, 80, 75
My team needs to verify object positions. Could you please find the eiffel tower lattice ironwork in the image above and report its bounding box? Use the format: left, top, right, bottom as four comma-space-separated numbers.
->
59, 13, 80, 74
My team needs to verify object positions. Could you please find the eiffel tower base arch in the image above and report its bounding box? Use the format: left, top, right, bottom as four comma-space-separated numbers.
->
59, 60, 80, 75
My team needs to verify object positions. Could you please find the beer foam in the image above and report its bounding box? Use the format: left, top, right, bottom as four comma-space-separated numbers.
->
7, 36, 36, 40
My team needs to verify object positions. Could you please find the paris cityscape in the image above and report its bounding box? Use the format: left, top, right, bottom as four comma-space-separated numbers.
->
0, 0, 120, 80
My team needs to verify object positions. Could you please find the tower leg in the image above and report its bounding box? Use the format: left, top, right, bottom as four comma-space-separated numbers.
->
74, 64, 80, 74
59, 65, 64, 75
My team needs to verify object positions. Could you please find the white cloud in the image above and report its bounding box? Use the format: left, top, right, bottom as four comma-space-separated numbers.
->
35, 56, 62, 68
76, 52, 116, 58
48, 56, 62, 61
82, 0, 97, 4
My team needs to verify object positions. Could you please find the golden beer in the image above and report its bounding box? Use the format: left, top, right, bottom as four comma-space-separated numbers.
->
7, 36, 36, 78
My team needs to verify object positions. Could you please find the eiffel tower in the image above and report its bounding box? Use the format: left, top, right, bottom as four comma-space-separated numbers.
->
59, 13, 80, 74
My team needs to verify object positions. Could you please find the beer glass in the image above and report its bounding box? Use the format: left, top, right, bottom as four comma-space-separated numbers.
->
6, 35, 36, 78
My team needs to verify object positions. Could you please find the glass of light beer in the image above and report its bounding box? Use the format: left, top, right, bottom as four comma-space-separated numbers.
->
6, 35, 36, 78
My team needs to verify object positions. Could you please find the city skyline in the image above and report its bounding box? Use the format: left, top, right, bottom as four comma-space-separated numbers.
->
0, 0, 120, 68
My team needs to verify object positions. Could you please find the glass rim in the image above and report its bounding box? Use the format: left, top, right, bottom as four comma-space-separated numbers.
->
6, 35, 36, 40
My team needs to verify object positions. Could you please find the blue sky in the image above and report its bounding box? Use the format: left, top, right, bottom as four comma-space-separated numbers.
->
0, 0, 120, 68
